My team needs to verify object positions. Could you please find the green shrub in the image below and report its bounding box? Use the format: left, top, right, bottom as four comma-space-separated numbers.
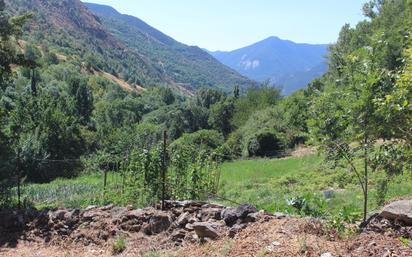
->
112, 235, 126, 254
287, 193, 328, 218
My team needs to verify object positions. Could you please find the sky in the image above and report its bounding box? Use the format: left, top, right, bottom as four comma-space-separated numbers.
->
83, 0, 367, 51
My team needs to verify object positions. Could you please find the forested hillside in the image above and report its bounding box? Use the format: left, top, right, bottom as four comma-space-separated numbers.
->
85, 3, 253, 92
4, 0, 253, 92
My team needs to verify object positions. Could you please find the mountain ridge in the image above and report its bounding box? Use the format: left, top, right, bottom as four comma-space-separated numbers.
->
84, 2, 255, 92
6, 0, 254, 93
209, 36, 329, 94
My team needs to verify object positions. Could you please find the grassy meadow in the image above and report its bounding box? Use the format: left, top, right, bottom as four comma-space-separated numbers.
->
218, 154, 412, 216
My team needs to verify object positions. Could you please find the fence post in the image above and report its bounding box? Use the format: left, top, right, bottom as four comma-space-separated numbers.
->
16, 150, 21, 209
161, 130, 168, 210
103, 162, 108, 200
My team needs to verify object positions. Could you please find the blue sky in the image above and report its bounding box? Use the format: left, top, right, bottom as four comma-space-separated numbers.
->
83, 0, 367, 51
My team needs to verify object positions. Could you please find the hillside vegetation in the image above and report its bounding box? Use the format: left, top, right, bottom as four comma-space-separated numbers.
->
5, 0, 253, 92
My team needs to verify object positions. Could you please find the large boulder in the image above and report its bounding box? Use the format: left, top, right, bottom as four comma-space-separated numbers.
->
380, 199, 412, 225
192, 222, 219, 239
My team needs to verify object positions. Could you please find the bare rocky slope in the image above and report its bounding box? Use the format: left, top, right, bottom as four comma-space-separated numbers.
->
1, 200, 412, 256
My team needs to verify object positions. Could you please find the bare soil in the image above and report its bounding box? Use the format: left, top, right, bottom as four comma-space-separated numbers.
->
1, 216, 411, 257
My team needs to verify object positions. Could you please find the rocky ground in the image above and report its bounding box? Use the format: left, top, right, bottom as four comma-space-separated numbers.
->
0, 200, 412, 257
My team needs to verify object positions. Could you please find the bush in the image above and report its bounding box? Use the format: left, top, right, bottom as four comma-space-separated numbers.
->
112, 235, 126, 254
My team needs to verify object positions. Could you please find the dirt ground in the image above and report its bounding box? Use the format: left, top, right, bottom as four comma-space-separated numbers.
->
1, 217, 411, 257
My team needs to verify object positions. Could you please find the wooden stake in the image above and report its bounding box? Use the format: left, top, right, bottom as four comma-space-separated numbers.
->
161, 130, 168, 210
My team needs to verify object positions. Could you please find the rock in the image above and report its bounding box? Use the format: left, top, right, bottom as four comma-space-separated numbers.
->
236, 204, 258, 219
201, 203, 225, 209
82, 210, 101, 222
101, 204, 114, 211
192, 222, 219, 239
273, 212, 287, 219
244, 212, 260, 223
185, 223, 194, 231
200, 208, 221, 221
64, 209, 80, 226
266, 241, 282, 252
221, 204, 258, 226
84, 205, 97, 211
228, 223, 247, 238
110, 207, 128, 220
53, 209, 67, 221
176, 212, 190, 227
321, 253, 333, 257
126, 209, 145, 220
171, 229, 186, 241
143, 212, 172, 235
221, 208, 238, 226
380, 200, 412, 225
322, 189, 335, 199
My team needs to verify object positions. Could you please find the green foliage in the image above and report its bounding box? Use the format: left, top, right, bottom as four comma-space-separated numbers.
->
231, 87, 281, 128
112, 235, 126, 254
308, 0, 412, 222
287, 193, 328, 218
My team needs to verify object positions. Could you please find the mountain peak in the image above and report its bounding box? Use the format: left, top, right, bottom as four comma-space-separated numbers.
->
209, 37, 329, 95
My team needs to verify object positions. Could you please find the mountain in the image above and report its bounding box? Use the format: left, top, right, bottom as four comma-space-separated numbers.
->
5, 0, 254, 93
209, 36, 329, 94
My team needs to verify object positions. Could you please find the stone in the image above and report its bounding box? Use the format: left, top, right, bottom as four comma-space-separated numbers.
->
64, 209, 80, 226
176, 212, 190, 227
143, 212, 172, 235
101, 204, 114, 211
221, 204, 258, 226
171, 229, 186, 241
126, 209, 145, 220
244, 212, 259, 223
266, 241, 281, 252
321, 253, 333, 257
221, 208, 238, 226
273, 212, 287, 219
200, 208, 221, 221
82, 211, 101, 222
185, 223, 194, 231
322, 189, 335, 199
84, 205, 97, 211
380, 200, 412, 225
53, 209, 67, 221
192, 222, 219, 239
228, 223, 247, 238
236, 204, 258, 219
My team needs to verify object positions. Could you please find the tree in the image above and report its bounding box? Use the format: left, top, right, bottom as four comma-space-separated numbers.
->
67, 76, 94, 125
208, 98, 235, 137
0, 0, 32, 206
195, 88, 225, 109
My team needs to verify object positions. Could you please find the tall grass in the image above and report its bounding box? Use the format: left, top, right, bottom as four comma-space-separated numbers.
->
16, 153, 412, 218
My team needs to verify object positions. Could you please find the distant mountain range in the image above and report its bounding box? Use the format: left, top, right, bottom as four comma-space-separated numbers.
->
209, 37, 329, 94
